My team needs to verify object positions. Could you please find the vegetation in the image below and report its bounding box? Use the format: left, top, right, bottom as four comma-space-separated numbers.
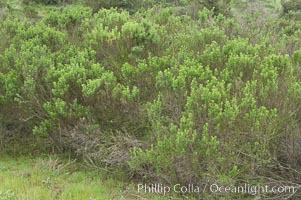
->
282, 0, 301, 14
0, 155, 170, 199
1, 0, 301, 199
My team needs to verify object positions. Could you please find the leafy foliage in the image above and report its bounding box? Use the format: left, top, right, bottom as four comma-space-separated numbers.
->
1, 1, 301, 199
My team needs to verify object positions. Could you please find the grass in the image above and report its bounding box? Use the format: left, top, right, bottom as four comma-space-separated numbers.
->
0, 154, 171, 200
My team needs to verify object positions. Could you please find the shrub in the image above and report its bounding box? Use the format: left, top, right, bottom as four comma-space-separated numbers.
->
281, 0, 301, 14
1, 4, 301, 199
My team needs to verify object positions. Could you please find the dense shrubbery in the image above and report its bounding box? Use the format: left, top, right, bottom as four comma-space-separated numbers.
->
281, 0, 301, 14
22, 0, 75, 5
1, 1, 301, 199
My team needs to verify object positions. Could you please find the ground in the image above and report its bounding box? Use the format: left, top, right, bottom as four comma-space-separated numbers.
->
0, 155, 170, 200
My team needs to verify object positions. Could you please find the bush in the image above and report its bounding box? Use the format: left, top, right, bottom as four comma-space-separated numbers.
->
23, 0, 75, 5
281, 0, 301, 14
1, 4, 301, 199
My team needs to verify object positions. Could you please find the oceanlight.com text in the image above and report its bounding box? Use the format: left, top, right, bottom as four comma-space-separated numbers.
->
137, 183, 298, 196
209, 183, 298, 196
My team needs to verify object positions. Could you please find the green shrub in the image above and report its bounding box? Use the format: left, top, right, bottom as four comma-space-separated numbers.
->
281, 0, 301, 14
1, 4, 301, 199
